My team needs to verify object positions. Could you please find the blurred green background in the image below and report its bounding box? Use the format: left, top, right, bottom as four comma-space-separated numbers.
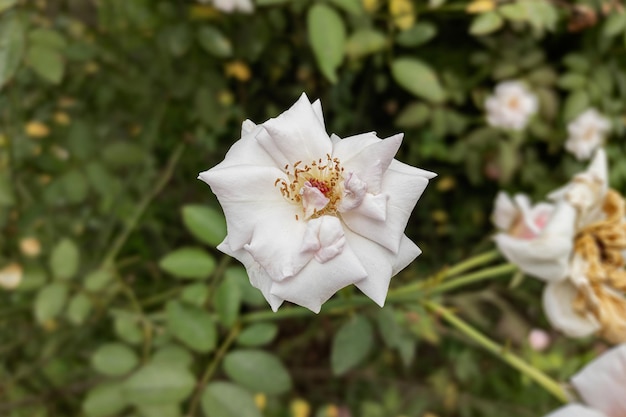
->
0, 0, 623, 416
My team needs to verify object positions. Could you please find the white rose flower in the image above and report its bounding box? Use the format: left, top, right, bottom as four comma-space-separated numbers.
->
494, 150, 626, 343
197, 0, 253, 13
565, 109, 611, 161
199, 93, 435, 313
544, 344, 626, 417
492, 191, 573, 282
484, 80, 538, 131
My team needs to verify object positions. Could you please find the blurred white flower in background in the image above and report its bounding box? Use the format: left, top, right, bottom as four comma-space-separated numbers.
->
485, 81, 538, 131
493, 150, 626, 343
565, 109, 611, 161
545, 344, 626, 417
199, 93, 435, 313
197, 0, 254, 13
0, 263, 22, 290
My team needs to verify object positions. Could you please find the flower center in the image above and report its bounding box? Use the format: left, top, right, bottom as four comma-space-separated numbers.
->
572, 189, 626, 343
275, 154, 345, 219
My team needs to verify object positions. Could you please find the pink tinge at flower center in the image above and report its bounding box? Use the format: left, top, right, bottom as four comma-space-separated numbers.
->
509, 210, 551, 239
275, 155, 345, 220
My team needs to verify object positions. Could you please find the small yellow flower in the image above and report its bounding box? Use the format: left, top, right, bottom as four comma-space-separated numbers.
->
362, 0, 379, 13
84, 62, 99, 74
389, 0, 415, 30
25, 121, 50, 138
225, 60, 251, 82
432, 210, 448, 223
130, 124, 142, 137
290, 399, 311, 417
466, 0, 496, 14
436, 176, 456, 192
218, 90, 234, 106
0, 263, 22, 290
325, 405, 339, 417
20, 237, 42, 258
38, 174, 52, 185
254, 393, 267, 411
54, 112, 71, 126
51, 145, 70, 160
58, 97, 77, 109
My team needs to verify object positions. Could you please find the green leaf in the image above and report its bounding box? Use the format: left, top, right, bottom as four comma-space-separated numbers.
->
197, 25, 232, 58
395, 22, 437, 47
123, 362, 196, 406
331, 314, 374, 376
469, 11, 503, 36
34, 282, 69, 324
0, 0, 17, 14
181, 205, 226, 246
0, 14, 25, 89
180, 283, 209, 307
137, 404, 181, 417
166, 300, 216, 353
557, 73, 587, 90
164, 24, 192, 57
236, 323, 278, 347
394, 102, 431, 128
49, 238, 80, 280
391, 58, 445, 103
345, 29, 387, 59
223, 350, 292, 394
499, 3, 527, 21
563, 90, 589, 122
27, 44, 64, 84
91, 343, 139, 377
603, 13, 626, 37
153, 345, 193, 368
214, 274, 241, 327
201, 382, 262, 417
115, 315, 143, 345
83, 382, 128, 417
84, 269, 113, 292
159, 247, 216, 279
29, 28, 67, 50
307, 3, 346, 83
66, 293, 92, 325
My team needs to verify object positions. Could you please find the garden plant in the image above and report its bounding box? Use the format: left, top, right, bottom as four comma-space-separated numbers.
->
1, 0, 626, 416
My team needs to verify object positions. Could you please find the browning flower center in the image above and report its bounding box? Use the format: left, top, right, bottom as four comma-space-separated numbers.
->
572, 189, 626, 343
275, 154, 345, 220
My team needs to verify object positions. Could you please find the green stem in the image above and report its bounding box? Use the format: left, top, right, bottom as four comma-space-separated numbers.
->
423, 263, 517, 295
242, 262, 517, 323
388, 261, 514, 299
443, 250, 500, 277
187, 323, 242, 416
100, 143, 185, 268
423, 300, 568, 403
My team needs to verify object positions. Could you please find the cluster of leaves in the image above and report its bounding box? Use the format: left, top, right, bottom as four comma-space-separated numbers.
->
0, 0, 623, 416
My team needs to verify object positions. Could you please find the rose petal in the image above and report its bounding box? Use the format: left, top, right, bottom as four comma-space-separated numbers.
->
572, 344, 626, 417
542, 280, 600, 337
492, 200, 576, 282
301, 216, 346, 263
256, 93, 332, 169
269, 243, 367, 313
218, 238, 284, 311
336, 133, 404, 194
198, 165, 289, 250
341, 161, 431, 254
301, 182, 330, 219
345, 229, 421, 307
543, 404, 607, 417
492, 191, 517, 231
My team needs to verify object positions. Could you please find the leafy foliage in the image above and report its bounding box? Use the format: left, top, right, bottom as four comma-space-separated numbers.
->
0, 0, 623, 416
